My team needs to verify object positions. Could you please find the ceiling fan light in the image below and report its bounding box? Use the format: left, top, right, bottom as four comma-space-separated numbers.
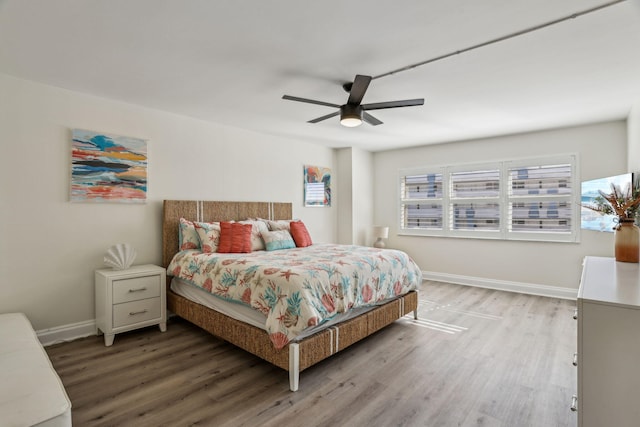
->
340, 105, 363, 127
340, 116, 362, 127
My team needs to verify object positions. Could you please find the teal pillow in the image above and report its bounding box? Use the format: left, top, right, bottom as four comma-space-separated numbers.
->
263, 230, 296, 251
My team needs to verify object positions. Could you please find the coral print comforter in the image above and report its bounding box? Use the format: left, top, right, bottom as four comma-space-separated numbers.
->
167, 244, 422, 349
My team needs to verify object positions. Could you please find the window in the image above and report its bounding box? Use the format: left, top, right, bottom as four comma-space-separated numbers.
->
400, 173, 443, 230
450, 169, 500, 232
399, 155, 579, 242
507, 163, 573, 236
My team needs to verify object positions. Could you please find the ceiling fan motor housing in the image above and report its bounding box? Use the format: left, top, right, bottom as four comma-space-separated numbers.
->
340, 104, 363, 127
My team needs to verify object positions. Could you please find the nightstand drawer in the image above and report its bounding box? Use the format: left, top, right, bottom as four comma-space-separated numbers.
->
112, 297, 161, 328
113, 275, 161, 304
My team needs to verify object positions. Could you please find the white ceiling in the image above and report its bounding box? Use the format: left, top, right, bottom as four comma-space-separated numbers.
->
1, 0, 640, 152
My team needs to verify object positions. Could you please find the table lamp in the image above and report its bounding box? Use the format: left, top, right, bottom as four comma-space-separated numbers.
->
373, 226, 389, 248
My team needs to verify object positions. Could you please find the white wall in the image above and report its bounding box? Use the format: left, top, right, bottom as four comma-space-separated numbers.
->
373, 121, 627, 292
336, 147, 374, 246
629, 103, 640, 173
336, 148, 353, 245
351, 148, 374, 246
0, 73, 336, 331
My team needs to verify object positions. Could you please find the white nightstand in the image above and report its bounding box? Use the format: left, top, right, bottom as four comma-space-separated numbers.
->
95, 264, 167, 346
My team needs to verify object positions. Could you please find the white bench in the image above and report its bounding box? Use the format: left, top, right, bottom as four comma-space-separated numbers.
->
0, 313, 71, 427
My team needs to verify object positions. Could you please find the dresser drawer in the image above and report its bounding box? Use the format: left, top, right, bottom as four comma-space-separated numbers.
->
112, 297, 161, 328
112, 275, 161, 304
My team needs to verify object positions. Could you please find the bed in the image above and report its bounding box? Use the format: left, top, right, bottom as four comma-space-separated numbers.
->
162, 200, 421, 391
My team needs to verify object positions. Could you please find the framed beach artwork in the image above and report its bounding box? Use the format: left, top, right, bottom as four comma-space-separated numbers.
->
71, 129, 147, 203
304, 165, 331, 207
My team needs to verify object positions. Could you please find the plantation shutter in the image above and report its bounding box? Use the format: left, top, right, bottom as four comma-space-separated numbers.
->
449, 169, 500, 231
400, 172, 443, 230
508, 163, 573, 233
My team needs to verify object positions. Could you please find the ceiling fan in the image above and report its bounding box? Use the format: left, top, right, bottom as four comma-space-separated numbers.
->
282, 74, 424, 127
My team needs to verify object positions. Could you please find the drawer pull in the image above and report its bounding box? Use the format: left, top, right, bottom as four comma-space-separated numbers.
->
573, 352, 577, 367
128, 287, 148, 293
129, 309, 149, 316
573, 309, 578, 320
571, 395, 577, 412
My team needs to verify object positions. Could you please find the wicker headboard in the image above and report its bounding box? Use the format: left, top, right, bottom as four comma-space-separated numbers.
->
162, 200, 293, 267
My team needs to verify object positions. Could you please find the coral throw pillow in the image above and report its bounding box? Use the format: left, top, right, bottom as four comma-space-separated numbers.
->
217, 222, 252, 253
289, 221, 313, 247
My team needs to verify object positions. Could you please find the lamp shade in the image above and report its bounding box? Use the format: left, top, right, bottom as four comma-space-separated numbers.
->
373, 226, 389, 239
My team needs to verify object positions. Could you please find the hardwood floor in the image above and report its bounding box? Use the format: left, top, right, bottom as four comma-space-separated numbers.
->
45, 282, 577, 427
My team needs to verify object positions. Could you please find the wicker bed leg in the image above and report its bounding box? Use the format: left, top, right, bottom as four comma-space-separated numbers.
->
289, 343, 300, 392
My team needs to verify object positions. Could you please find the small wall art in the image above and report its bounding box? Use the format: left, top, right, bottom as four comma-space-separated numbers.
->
304, 165, 331, 207
71, 129, 147, 203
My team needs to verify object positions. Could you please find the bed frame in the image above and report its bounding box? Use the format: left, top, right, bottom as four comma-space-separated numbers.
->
162, 200, 419, 391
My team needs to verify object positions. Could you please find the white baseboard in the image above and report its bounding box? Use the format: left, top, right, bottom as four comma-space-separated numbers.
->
422, 270, 578, 300
37, 319, 97, 347
36, 313, 177, 347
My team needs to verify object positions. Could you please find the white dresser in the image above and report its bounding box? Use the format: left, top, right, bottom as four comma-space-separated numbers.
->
576, 256, 640, 427
95, 264, 167, 346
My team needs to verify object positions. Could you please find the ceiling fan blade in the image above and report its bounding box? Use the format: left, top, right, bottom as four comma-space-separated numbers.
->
363, 112, 383, 126
362, 98, 424, 111
282, 95, 340, 108
308, 111, 340, 123
347, 75, 372, 106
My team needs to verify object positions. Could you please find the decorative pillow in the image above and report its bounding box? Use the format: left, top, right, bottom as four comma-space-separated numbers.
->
218, 222, 252, 253
254, 217, 272, 232
179, 218, 200, 250
266, 219, 292, 231
290, 221, 313, 247
194, 221, 221, 253
239, 219, 269, 251
262, 230, 296, 251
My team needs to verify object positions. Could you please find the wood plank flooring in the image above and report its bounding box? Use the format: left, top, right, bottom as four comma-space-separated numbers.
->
45, 281, 577, 427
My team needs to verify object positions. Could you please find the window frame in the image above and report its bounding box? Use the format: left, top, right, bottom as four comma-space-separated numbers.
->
398, 154, 580, 243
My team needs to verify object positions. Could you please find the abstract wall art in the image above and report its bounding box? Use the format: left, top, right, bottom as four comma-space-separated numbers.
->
304, 165, 331, 207
71, 129, 147, 203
